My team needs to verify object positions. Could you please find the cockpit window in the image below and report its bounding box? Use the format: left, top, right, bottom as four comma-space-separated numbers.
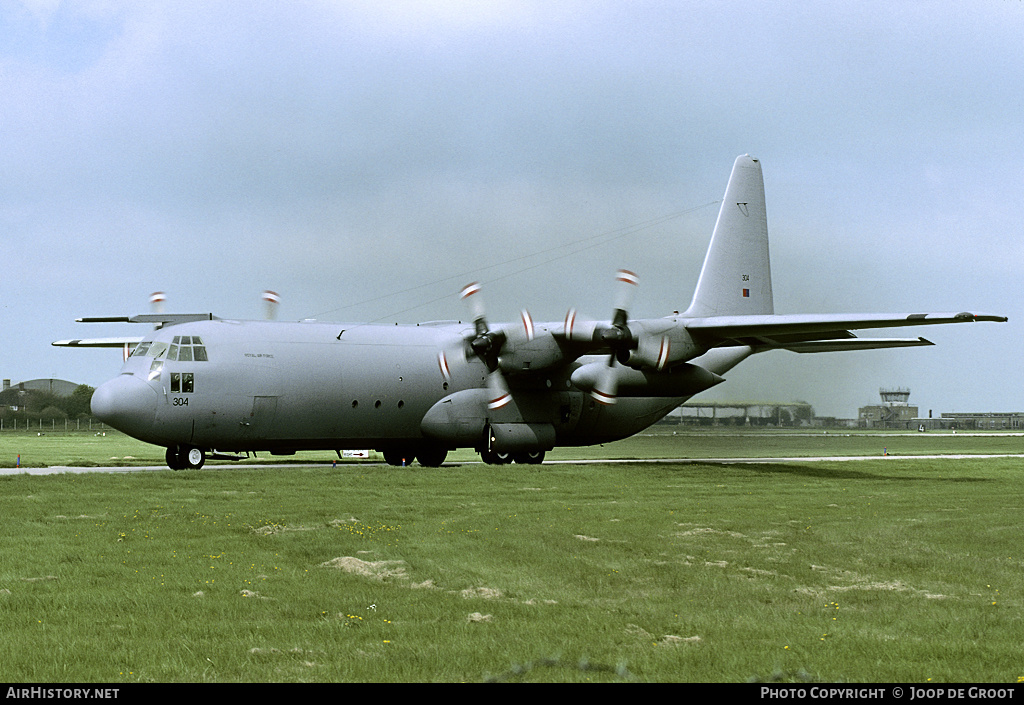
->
170, 372, 194, 393
172, 336, 208, 361
132, 336, 207, 361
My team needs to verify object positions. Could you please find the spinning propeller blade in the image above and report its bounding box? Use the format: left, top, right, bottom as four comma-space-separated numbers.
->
149, 292, 166, 314
592, 269, 640, 405
459, 281, 520, 411
262, 290, 281, 320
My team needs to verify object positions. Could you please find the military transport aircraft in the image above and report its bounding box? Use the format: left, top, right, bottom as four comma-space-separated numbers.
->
54, 155, 1007, 469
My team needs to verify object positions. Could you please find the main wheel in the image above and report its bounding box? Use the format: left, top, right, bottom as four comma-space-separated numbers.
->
416, 446, 448, 467
513, 450, 545, 464
480, 449, 511, 465
165, 446, 185, 470
382, 449, 415, 466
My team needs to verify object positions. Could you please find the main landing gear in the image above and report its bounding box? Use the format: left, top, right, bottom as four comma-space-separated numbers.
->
166, 445, 205, 470
381, 445, 449, 468
480, 449, 545, 465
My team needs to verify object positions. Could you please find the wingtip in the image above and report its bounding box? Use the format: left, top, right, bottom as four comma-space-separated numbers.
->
971, 313, 1009, 323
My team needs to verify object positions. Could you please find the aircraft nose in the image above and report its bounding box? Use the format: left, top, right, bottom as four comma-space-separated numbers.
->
91, 374, 158, 439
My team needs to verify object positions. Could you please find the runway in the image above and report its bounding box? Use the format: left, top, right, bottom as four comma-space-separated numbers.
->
5, 453, 1024, 475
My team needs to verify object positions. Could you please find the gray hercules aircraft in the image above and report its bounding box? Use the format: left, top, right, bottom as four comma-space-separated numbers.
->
55, 155, 1007, 469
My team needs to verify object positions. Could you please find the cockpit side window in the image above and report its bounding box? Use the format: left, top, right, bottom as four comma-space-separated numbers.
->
170, 372, 194, 393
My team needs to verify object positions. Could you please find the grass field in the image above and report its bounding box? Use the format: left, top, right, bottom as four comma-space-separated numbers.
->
1, 430, 1023, 682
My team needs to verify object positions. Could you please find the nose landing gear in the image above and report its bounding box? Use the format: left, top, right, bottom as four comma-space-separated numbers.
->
165, 445, 206, 470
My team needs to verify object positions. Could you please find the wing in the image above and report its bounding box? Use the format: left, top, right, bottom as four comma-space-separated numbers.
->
75, 313, 216, 325
685, 312, 1008, 353
52, 337, 144, 349
53, 313, 216, 349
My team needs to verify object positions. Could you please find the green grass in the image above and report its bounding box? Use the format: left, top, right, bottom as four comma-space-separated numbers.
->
2, 445, 1024, 682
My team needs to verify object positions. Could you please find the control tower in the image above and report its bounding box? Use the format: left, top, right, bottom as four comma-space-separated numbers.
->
879, 387, 911, 406
859, 388, 919, 428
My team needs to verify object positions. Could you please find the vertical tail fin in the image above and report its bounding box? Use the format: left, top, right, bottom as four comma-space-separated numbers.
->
684, 155, 774, 318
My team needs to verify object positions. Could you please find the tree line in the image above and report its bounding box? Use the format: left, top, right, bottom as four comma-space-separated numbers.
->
0, 385, 95, 422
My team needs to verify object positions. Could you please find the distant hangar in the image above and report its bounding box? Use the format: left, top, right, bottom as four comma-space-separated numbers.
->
3, 378, 80, 397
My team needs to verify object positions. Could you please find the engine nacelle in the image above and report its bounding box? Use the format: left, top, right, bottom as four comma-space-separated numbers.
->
571, 361, 724, 398
621, 320, 701, 370
497, 327, 565, 374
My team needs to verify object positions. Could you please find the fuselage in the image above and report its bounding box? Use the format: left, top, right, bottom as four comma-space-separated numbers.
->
90, 318, 706, 460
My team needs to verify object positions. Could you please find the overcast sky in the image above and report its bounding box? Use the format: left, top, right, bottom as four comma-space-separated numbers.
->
2, 0, 1020, 418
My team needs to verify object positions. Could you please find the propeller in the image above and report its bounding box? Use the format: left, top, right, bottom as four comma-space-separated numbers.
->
593, 269, 639, 405
262, 290, 281, 320
460, 282, 511, 410
459, 282, 535, 411
149, 291, 166, 314
145, 289, 283, 322
567, 269, 639, 405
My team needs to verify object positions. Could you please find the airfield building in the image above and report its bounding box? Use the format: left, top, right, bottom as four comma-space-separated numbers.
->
858, 387, 918, 429
672, 401, 814, 427
916, 412, 1024, 431
3, 378, 80, 397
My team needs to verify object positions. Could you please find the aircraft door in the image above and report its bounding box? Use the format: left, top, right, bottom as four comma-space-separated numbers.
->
244, 395, 278, 439
557, 391, 584, 430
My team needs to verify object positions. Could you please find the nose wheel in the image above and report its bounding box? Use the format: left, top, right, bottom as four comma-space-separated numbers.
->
165, 445, 206, 470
